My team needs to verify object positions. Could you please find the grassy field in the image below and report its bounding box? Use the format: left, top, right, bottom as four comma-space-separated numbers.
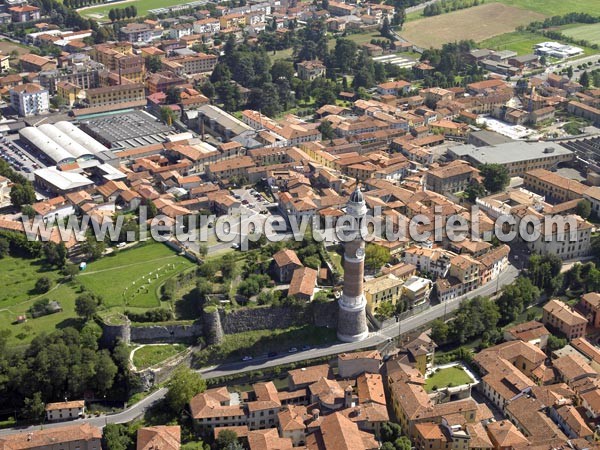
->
78, 242, 194, 310
479, 30, 599, 56
399, 3, 544, 49
425, 366, 473, 392
495, 0, 600, 15
132, 344, 187, 370
562, 23, 600, 46
79, 0, 195, 20
0, 242, 194, 347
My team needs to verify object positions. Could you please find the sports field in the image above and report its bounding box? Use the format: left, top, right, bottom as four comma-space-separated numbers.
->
562, 23, 600, 46
480, 30, 599, 56
400, 3, 545, 49
78, 242, 195, 309
79, 0, 195, 20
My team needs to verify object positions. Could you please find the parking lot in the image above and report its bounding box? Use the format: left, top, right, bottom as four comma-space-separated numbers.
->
0, 134, 43, 181
231, 187, 273, 216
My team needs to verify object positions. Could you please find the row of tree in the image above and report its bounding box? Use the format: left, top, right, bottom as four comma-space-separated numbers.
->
108, 6, 138, 22
423, 0, 482, 16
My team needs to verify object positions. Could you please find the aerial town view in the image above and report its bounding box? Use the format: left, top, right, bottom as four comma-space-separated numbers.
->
2, 0, 600, 448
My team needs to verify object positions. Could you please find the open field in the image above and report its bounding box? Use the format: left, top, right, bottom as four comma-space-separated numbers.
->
495, 0, 600, 15
79, 0, 195, 19
0, 40, 31, 61
78, 242, 195, 309
399, 3, 545, 48
425, 366, 473, 392
479, 30, 599, 56
562, 23, 600, 46
0, 242, 194, 348
132, 344, 187, 370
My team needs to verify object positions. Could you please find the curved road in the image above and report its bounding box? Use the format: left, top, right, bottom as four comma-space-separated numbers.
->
0, 263, 518, 436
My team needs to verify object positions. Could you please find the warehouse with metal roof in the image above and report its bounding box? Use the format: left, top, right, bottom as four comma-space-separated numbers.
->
19, 126, 75, 165
38, 123, 94, 160
54, 121, 111, 156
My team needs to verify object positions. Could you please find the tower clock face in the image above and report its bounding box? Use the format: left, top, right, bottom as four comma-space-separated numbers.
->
355, 247, 365, 258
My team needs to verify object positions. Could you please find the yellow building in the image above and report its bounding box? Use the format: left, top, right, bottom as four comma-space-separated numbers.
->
56, 81, 83, 107
84, 83, 145, 107
364, 274, 404, 317
219, 13, 246, 29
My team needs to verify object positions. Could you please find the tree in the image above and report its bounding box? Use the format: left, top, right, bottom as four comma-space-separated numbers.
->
380, 16, 391, 39
430, 319, 449, 344
580, 71, 590, 88
318, 120, 335, 140
480, 164, 509, 193
365, 244, 390, 270
146, 55, 162, 73
464, 181, 486, 202
547, 334, 567, 353
198, 243, 208, 258
394, 436, 412, 450
567, 65, 573, 79
82, 235, 105, 260
108, 8, 116, 22
75, 293, 98, 320
166, 367, 207, 412
217, 430, 239, 450
271, 60, 294, 82
95, 350, 118, 394
10, 183, 36, 208
0, 237, 9, 258
23, 392, 45, 421
334, 39, 358, 73
577, 199, 591, 219
43, 242, 67, 267
35, 276, 52, 294
102, 424, 132, 450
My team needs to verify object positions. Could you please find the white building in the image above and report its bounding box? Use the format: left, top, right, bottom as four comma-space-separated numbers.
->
527, 215, 593, 261
46, 400, 85, 421
10, 83, 49, 117
0, 175, 11, 208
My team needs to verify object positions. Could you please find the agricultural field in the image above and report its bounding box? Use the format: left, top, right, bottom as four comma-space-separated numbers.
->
479, 30, 599, 56
562, 23, 600, 46
0, 242, 194, 347
78, 242, 195, 310
399, 3, 544, 49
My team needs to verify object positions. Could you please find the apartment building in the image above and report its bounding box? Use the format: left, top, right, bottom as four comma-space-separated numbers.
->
542, 299, 587, 340
162, 53, 218, 76
426, 160, 478, 194
297, 60, 326, 81
9, 4, 40, 21
402, 247, 453, 279
364, 274, 404, 317
527, 214, 592, 261
522, 169, 587, 204
84, 83, 145, 107
10, 83, 49, 117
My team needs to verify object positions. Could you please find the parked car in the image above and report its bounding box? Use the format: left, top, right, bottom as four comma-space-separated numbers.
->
242, 355, 253, 361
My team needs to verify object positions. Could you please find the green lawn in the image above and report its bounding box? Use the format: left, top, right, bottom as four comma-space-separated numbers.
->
479, 30, 598, 56
78, 242, 194, 310
132, 344, 187, 370
562, 23, 600, 46
425, 366, 473, 392
495, 0, 600, 15
79, 0, 196, 20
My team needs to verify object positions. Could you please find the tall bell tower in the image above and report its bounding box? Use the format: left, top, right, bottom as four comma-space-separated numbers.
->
337, 186, 369, 343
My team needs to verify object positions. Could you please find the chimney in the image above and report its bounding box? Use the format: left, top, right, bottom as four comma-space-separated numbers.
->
312, 408, 320, 420
344, 385, 353, 408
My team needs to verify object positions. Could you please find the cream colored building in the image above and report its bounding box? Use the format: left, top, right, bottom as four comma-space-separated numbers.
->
364, 274, 404, 316
45, 400, 85, 421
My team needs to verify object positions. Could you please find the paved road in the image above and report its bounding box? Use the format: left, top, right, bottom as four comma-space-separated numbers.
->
0, 263, 518, 435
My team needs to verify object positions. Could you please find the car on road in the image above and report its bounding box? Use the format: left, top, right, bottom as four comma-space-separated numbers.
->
288, 347, 298, 353
268, 351, 277, 357
242, 356, 253, 361
231, 243, 240, 249
301, 345, 311, 351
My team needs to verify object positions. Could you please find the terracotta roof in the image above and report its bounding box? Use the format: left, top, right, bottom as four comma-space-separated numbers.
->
306, 412, 377, 450
543, 299, 587, 327
272, 249, 302, 268
486, 420, 529, 448
247, 428, 293, 450
0, 424, 101, 450
45, 400, 84, 411
357, 373, 386, 406
288, 266, 317, 298
553, 354, 597, 383
504, 321, 549, 343
288, 364, 331, 387
278, 405, 308, 432
189, 388, 244, 420
137, 426, 180, 450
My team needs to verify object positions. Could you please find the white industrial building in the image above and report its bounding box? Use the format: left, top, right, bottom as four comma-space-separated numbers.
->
19, 122, 112, 166
534, 42, 583, 59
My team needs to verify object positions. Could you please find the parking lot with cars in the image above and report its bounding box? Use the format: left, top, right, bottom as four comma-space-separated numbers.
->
0, 134, 42, 181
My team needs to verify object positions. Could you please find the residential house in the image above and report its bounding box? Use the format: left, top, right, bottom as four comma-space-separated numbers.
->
543, 299, 587, 340
45, 400, 85, 422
